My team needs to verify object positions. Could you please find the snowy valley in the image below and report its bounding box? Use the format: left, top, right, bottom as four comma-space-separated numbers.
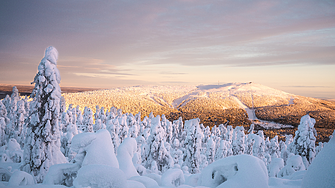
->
0, 47, 334, 188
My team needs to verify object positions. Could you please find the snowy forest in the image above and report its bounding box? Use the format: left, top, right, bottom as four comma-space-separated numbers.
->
0, 47, 334, 188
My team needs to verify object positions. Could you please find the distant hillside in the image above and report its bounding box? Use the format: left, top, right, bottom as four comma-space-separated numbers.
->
62, 83, 335, 143
0, 84, 103, 99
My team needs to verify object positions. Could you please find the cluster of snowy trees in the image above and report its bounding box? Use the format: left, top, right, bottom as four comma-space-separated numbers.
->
0, 46, 332, 187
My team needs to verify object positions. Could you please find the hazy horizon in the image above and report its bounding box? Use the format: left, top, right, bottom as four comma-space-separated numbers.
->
1, 1, 334, 99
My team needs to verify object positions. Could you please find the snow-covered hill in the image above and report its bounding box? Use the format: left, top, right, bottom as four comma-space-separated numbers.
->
62, 82, 335, 137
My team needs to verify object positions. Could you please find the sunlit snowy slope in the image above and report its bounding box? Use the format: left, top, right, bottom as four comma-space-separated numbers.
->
63, 82, 335, 133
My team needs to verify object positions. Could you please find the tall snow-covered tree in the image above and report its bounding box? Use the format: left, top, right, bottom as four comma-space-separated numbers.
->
0, 101, 9, 145
143, 115, 173, 172
9, 86, 20, 121
206, 137, 215, 164
183, 119, 203, 174
6, 86, 20, 139
14, 100, 26, 145
269, 135, 280, 158
82, 107, 94, 132
59, 96, 66, 122
0, 117, 6, 146
21, 46, 66, 183
291, 114, 317, 167
75, 105, 82, 125
232, 126, 245, 155
2, 95, 11, 116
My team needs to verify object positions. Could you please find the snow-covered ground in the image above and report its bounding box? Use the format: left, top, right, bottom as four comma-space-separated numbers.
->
0, 112, 331, 188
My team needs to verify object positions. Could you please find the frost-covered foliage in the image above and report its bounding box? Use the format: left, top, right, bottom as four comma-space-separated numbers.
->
0, 138, 23, 163
143, 115, 173, 172
232, 126, 245, 155
290, 114, 316, 166
184, 119, 203, 174
82, 107, 94, 132
21, 46, 67, 183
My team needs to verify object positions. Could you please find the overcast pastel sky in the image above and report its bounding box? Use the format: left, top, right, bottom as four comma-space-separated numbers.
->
0, 0, 334, 99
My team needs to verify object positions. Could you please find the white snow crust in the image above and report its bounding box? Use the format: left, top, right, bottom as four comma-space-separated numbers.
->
73, 164, 127, 188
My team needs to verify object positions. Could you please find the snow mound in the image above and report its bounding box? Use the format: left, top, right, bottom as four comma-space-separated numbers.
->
198, 155, 268, 188
161, 168, 185, 187
278, 155, 305, 178
43, 163, 80, 186
8, 170, 35, 186
71, 129, 119, 168
117, 137, 139, 178
127, 180, 146, 188
301, 131, 335, 188
73, 164, 127, 188
129, 175, 159, 188
268, 158, 284, 178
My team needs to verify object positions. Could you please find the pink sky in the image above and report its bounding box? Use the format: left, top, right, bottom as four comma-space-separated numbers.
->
0, 0, 334, 98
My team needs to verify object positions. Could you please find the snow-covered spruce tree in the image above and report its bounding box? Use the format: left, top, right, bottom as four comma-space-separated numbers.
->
66, 104, 75, 126
0, 117, 6, 146
202, 126, 211, 144
82, 107, 94, 132
21, 46, 66, 183
59, 96, 66, 121
106, 117, 120, 154
144, 115, 173, 173
171, 138, 183, 167
2, 95, 11, 116
23, 96, 30, 118
291, 114, 316, 167
269, 135, 280, 158
6, 86, 20, 139
165, 121, 173, 144
94, 105, 100, 122
13, 100, 26, 145
99, 107, 106, 125
118, 114, 129, 143
9, 86, 20, 121
183, 118, 203, 174
245, 133, 255, 155
226, 125, 234, 144
206, 136, 215, 164
75, 105, 82, 125
252, 130, 266, 160
219, 123, 227, 140
232, 126, 245, 155
215, 139, 229, 160
0, 101, 9, 145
